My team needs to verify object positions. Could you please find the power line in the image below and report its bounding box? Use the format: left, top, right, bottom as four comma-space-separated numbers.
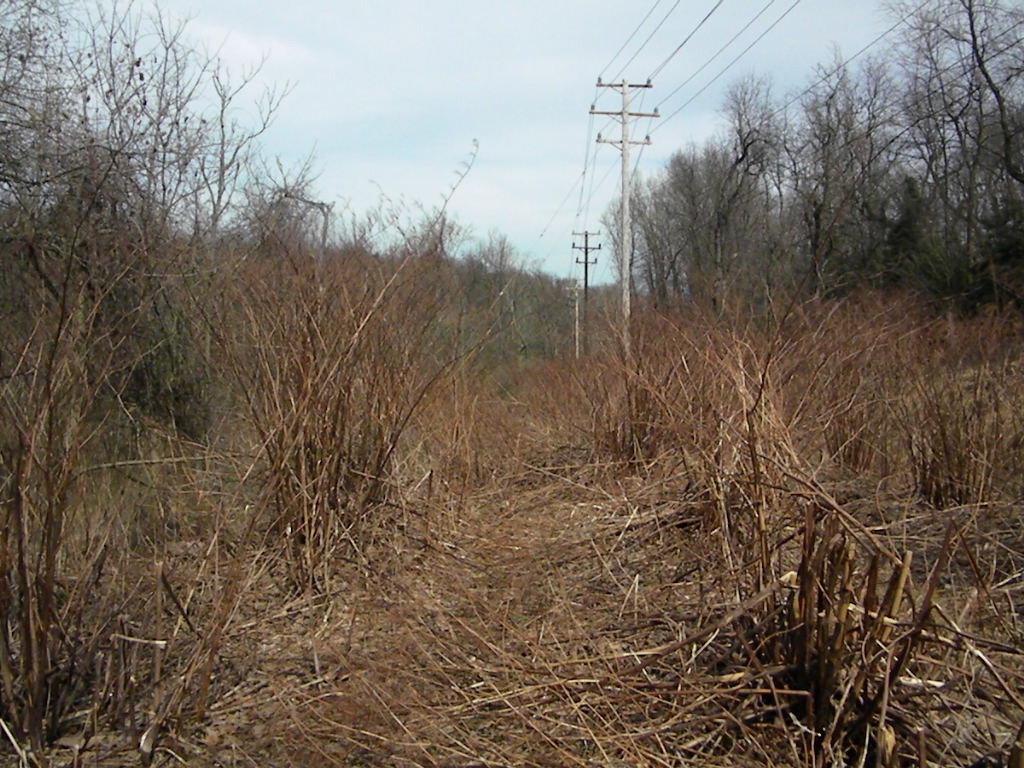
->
544, 0, 784, 259
597, 0, 992, 244
618, 1, 961, 255
575, 0, 922, 244
598, 0, 664, 82
655, 0, 778, 110
653, 0, 801, 134
538, 170, 585, 240
648, 0, 727, 82
583, 142, 612, 228
778, 6, 1024, 174
631, 89, 658, 178
771, 1, 935, 119
592, 155, 619, 204
572, 109, 597, 233
611, 0, 683, 84
585, 93, 658, 231
578, 109, 640, 233
548, 0, 690, 256
632, 127, 655, 179
631, 144, 649, 188
544, 114, 617, 249
553, 2, 665, 253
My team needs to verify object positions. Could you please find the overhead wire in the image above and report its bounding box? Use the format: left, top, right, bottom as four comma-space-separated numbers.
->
584, 84, 653, 231
626, 0, 782, 182
586, 159, 619, 230
583, 137, 608, 228
622, 0, 949, 272
777, 4, 1023, 174
654, 0, 778, 111
651, 0, 936, 139
567, 0, 958, 274
549, 0, 672, 258
572, 109, 597, 234
628, 0, 791, 212
630, 89, 657, 182
579, 0, 681, 250
628, 0, 737, 214
598, 0, 665, 83
652, 0, 802, 134
541, 0, 792, 256
610, 0, 683, 84
647, 0, 727, 82
538, 171, 585, 240
749, 12, 1022, 288
631, 133, 654, 183
770, 0, 936, 119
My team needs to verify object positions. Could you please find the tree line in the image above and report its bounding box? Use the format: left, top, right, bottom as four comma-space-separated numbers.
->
624, 0, 1024, 312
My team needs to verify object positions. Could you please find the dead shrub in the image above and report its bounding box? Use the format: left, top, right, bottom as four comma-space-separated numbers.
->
897, 354, 1024, 507
220, 248, 461, 591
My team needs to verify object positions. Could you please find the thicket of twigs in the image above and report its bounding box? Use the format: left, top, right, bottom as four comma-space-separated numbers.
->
264, 296, 1019, 768
8, 271, 1022, 766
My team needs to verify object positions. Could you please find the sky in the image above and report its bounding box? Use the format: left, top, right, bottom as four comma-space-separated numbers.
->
154, 0, 900, 284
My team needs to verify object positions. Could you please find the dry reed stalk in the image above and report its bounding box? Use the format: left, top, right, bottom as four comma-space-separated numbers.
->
269, 297, 1022, 768
8, 292, 1021, 767
220, 248, 466, 592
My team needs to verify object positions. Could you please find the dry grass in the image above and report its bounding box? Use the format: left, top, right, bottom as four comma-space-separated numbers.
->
167, 463, 1023, 767
4, 292, 1023, 767
218, 250, 462, 591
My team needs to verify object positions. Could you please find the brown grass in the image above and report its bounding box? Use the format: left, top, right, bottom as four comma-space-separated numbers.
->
4, 290, 1023, 767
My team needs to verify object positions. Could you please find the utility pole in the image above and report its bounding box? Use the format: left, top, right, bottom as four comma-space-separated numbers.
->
572, 230, 600, 357
573, 281, 581, 359
591, 79, 657, 361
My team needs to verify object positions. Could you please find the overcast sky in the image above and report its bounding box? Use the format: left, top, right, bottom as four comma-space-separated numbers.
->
156, 0, 900, 284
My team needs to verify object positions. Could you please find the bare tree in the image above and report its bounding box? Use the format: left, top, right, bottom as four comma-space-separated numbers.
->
0, 0, 288, 749
784, 54, 900, 292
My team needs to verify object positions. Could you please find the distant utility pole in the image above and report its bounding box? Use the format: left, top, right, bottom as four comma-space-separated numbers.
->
591, 79, 657, 361
572, 230, 600, 357
573, 282, 581, 359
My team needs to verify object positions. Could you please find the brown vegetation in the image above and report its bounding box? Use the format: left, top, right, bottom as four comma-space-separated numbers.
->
2, 1, 1023, 766
6, 278, 1022, 767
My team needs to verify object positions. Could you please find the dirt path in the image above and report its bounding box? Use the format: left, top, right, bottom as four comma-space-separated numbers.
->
184, 465, 632, 766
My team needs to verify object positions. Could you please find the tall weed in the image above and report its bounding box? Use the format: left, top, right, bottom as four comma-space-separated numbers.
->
221, 249, 461, 590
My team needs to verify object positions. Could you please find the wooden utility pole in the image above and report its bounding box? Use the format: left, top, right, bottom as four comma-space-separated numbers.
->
591, 79, 657, 362
572, 230, 600, 357
573, 281, 581, 359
